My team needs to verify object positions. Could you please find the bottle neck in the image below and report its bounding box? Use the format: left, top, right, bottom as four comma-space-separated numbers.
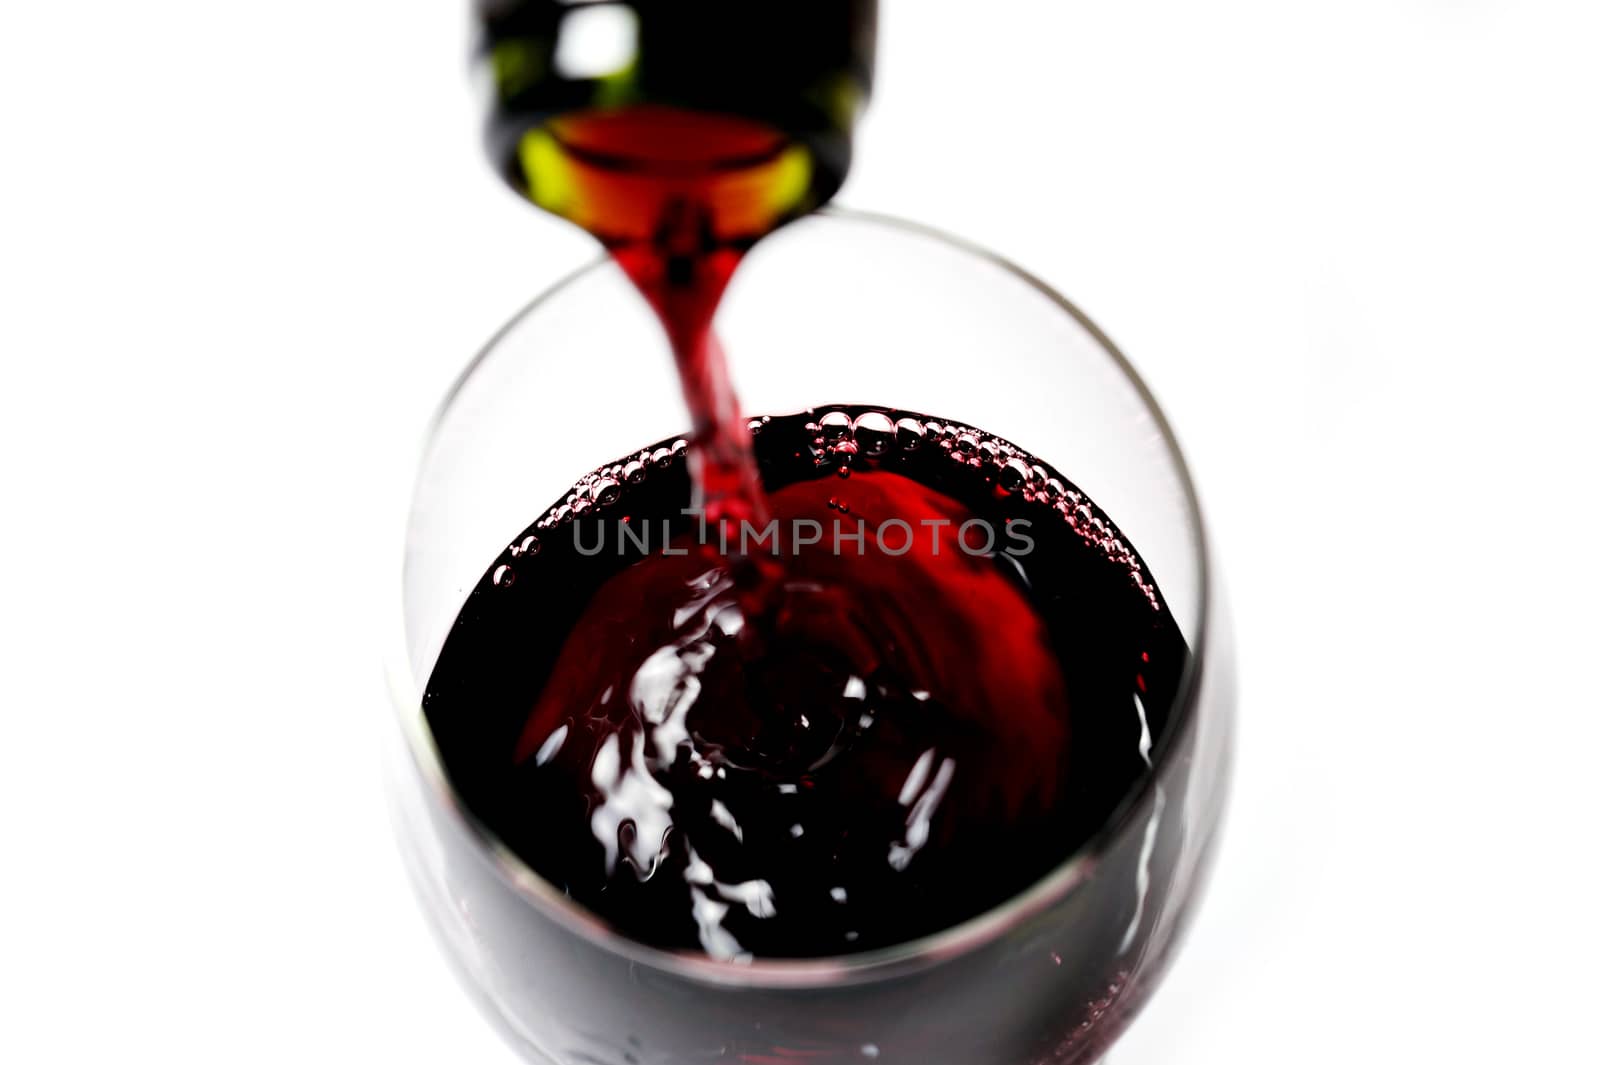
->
472, 0, 876, 234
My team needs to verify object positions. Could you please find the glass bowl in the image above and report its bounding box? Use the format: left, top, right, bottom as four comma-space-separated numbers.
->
387, 210, 1233, 1065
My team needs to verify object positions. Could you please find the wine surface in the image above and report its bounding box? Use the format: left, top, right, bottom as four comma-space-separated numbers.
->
423, 407, 1186, 960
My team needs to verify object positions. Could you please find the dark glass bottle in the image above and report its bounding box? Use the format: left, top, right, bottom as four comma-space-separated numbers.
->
471, 0, 877, 246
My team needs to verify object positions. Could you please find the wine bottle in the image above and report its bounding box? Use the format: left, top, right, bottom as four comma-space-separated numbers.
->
471, 0, 877, 246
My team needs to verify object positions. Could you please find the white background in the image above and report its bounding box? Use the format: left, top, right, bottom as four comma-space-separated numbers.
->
3, 1, 1598, 1061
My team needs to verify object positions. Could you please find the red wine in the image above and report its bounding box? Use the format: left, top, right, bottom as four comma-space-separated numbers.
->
423, 406, 1186, 960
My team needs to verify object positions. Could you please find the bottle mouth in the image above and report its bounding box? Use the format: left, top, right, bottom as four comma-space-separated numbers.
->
543, 106, 796, 174
392, 209, 1214, 990
517, 106, 816, 246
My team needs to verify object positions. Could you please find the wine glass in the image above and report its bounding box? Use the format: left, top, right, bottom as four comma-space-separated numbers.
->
386, 209, 1233, 1065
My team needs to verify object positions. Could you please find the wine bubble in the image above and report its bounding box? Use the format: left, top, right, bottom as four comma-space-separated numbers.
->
851, 411, 895, 457
818, 410, 853, 444
999, 458, 1032, 494
492, 564, 515, 588
894, 417, 925, 450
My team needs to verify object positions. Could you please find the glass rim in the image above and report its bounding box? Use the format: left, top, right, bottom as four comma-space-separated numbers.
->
389, 207, 1214, 990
